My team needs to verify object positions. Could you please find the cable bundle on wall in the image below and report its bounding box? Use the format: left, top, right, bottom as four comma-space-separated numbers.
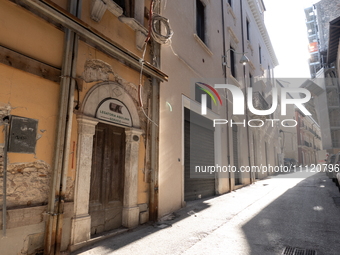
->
151, 14, 173, 45
138, 0, 173, 126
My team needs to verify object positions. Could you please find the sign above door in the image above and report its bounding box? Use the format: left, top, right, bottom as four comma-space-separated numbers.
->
96, 99, 133, 127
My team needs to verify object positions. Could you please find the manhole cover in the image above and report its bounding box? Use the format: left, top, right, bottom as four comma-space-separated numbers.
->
282, 246, 317, 255
333, 197, 340, 206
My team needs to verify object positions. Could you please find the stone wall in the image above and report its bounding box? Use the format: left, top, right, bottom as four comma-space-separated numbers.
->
0, 160, 75, 208
0, 160, 51, 208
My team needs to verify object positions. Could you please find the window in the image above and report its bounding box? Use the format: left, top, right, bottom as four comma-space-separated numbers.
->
249, 73, 253, 87
230, 46, 236, 78
259, 45, 262, 64
114, 0, 133, 17
268, 65, 271, 80
195, 84, 212, 110
246, 19, 250, 42
196, 0, 206, 43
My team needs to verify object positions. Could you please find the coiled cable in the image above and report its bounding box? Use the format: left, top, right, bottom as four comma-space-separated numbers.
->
151, 14, 173, 45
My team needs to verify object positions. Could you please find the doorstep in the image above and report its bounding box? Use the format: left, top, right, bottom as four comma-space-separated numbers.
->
70, 228, 128, 252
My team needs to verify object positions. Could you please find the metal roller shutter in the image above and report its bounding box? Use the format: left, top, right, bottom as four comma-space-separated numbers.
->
184, 108, 215, 201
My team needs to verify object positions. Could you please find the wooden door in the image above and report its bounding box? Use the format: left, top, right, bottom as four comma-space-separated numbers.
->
89, 123, 125, 235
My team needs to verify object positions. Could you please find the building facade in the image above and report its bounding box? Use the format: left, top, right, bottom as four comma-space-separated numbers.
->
304, 0, 340, 78
296, 110, 322, 165
0, 0, 280, 254
159, 0, 280, 217
277, 80, 299, 164
0, 0, 167, 254
303, 1, 340, 155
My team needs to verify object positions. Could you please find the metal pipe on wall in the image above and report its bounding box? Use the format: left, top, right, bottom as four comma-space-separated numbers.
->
53, 0, 82, 253
44, 0, 81, 252
220, 0, 232, 192
240, 0, 254, 183
149, 1, 161, 221
44, 27, 74, 255
2, 119, 8, 237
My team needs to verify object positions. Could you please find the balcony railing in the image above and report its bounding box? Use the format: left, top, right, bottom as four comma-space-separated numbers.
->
252, 91, 269, 111
304, 141, 312, 147
332, 142, 340, 148
330, 121, 340, 128
328, 98, 340, 107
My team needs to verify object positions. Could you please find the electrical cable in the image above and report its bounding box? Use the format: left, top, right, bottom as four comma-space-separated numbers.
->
151, 14, 173, 45
138, 0, 159, 127
138, 0, 174, 127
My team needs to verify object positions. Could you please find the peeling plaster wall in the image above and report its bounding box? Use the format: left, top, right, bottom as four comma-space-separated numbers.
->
0, 161, 51, 208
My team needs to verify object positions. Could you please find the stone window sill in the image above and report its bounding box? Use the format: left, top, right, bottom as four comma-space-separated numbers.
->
227, 3, 237, 26
247, 40, 254, 56
194, 34, 213, 56
229, 75, 242, 88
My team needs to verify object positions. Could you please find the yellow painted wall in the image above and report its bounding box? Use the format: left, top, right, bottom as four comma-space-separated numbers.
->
66, 41, 149, 204
80, 0, 152, 63
0, 63, 59, 166
0, 0, 64, 68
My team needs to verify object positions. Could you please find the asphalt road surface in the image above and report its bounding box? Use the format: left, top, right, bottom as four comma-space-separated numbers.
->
72, 170, 340, 255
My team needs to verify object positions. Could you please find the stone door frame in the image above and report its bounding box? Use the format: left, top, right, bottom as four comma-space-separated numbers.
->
71, 82, 143, 245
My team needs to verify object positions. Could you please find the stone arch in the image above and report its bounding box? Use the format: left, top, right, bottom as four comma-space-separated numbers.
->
81, 81, 141, 128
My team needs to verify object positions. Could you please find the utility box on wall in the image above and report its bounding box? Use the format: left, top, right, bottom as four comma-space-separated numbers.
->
8, 116, 38, 154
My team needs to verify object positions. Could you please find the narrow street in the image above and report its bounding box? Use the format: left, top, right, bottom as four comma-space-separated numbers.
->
72, 170, 340, 255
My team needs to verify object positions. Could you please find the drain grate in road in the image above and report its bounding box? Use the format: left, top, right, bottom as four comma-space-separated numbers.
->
305, 249, 317, 255
332, 197, 340, 206
282, 246, 317, 255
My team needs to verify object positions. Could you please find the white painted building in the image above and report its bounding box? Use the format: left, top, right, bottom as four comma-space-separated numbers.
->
159, 0, 280, 218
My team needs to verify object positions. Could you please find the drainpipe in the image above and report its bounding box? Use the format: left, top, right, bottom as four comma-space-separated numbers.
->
240, 0, 253, 183
44, 0, 81, 254
44, 29, 73, 255
54, 0, 82, 253
2, 118, 9, 237
149, 76, 159, 221
221, 0, 232, 192
149, 3, 160, 221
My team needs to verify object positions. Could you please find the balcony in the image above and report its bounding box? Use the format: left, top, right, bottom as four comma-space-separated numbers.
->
299, 140, 314, 150
332, 141, 340, 148
248, 91, 270, 120
330, 120, 340, 130
300, 125, 313, 136
328, 98, 340, 107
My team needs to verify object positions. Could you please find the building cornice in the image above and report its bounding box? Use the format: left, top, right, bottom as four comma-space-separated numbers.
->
247, 0, 279, 66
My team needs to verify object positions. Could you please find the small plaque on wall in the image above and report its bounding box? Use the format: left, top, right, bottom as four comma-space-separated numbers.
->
96, 99, 133, 127
8, 116, 39, 154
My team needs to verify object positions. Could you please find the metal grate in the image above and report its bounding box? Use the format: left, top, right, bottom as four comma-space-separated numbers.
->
305, 249, 317, 255
283, 246, 295, 255
295, 249, 306, 255
282, 247, 317, 255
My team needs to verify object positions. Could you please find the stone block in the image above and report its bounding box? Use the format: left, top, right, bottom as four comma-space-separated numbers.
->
122, 206, 139, 228
139, 210, 149, 224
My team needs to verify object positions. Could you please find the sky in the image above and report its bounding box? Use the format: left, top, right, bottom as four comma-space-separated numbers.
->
264, 0, 320, 79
